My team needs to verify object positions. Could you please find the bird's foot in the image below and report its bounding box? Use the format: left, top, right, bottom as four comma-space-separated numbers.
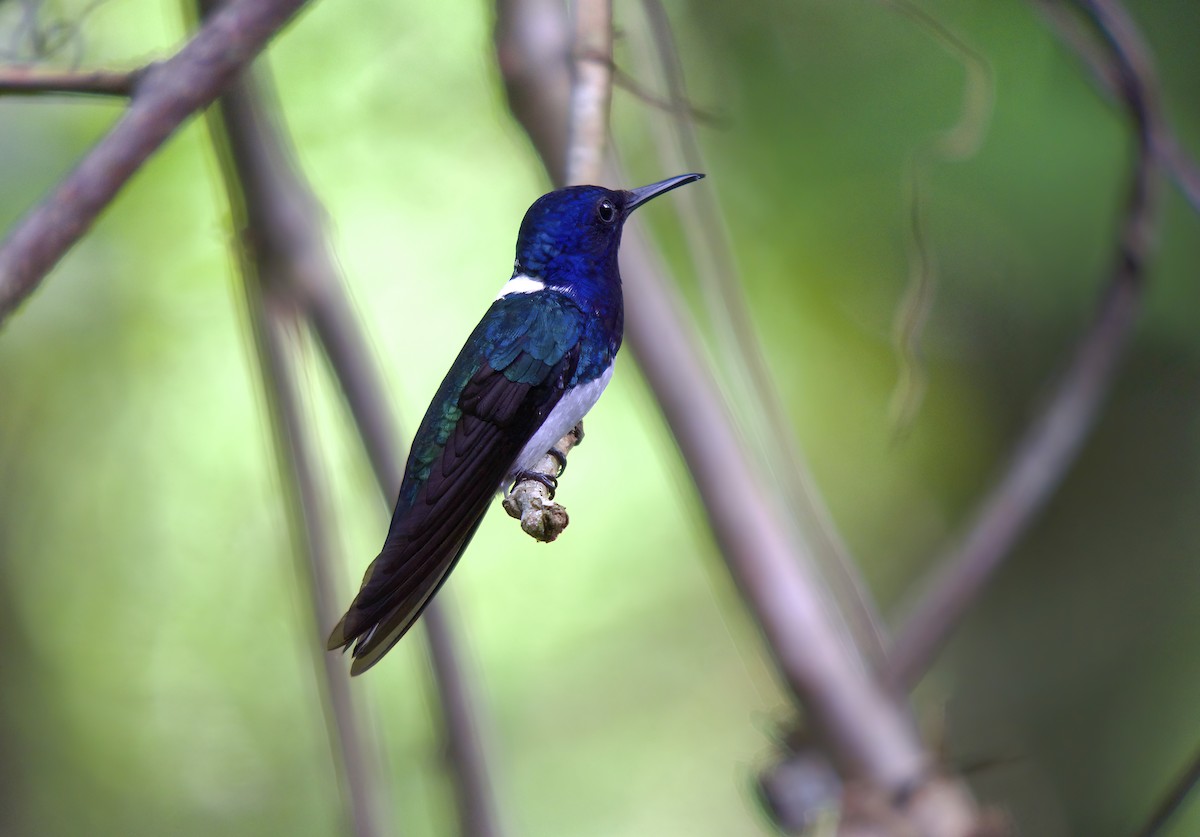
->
513, 469, 558, 500
546, 446, 568, 478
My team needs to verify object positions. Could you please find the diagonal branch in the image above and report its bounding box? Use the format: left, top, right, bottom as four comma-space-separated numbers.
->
495, 1, 987, 832
0, 0, 314, 325
1033, 0, 1200, 215
886, 0, 1163, 690
1134, 740, 1200, 837
238, 284, 388, 837
633, 0, 888, 666
196, 27, 386, 836
200, 41, 505, 837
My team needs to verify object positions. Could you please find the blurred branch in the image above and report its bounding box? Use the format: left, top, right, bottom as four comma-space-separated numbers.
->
1033, 0, 1200, 215
199, 36, 506, 837
620, 227, 983, 831
495, 1, 987, 832
494, 0, 571, 182
197, 20, 385, 837
609, 63, 719, 125
633, 0, 888, 667
0, 65, 142, 96
564, 0, 613, 186
237, 286, 387, 837
886, 0, 1163, 690
0, 0, 312, 326
1135, 741, 1200, 837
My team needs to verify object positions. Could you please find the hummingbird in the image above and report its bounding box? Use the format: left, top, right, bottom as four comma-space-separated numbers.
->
328, 173, 704, 673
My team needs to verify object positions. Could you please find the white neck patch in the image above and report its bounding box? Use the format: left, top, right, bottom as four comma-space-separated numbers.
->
496, 274, 545, 300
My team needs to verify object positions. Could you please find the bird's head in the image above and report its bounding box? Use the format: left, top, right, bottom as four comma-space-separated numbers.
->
513, 173, 704, 295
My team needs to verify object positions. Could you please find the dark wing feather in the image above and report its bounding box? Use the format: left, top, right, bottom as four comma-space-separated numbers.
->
328, 294, 585, 673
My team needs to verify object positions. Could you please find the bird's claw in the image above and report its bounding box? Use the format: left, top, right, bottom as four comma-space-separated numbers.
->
513, 469, 558, 500
546, 446, 568, 478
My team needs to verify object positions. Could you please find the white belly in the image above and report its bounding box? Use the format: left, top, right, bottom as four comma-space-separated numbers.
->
509, 364, 614, 477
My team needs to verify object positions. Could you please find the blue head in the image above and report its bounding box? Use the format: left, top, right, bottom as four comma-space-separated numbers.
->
513, 174, 704, 309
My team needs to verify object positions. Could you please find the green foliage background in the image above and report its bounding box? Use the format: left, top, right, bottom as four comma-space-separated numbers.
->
1, 0, 1198, 834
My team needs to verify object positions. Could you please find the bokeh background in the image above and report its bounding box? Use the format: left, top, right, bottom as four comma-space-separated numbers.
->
2, 0, 1198, 834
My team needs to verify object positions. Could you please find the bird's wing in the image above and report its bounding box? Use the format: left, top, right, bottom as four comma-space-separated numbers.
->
328, 293, 585, 674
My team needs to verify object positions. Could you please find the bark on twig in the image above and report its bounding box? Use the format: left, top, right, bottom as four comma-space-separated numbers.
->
502, 424, 578, 542
886, 0, 1163, 690
0, 0, 312, 324
564, 0, 613, 187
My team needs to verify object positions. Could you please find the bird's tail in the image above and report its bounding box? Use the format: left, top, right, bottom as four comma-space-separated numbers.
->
327, 516, 486, 675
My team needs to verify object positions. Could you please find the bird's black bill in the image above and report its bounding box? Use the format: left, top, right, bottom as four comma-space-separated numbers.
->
625, 173, 705, 211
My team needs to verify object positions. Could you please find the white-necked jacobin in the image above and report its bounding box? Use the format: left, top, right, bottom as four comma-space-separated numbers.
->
328, 173, 704, 673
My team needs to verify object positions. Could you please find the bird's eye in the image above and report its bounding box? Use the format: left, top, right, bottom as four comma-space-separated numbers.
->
596, 199, 617, 224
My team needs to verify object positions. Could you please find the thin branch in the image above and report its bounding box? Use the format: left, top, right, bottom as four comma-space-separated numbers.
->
198, 39, 387, 837
312, 241, 509, 837
609, 64, 720, 126
1135, 741, 1200, 837
495, 1, 986, 831
420, 604, 505, 837
886, 0, 1163, 690
1033, 0, 1200, 215
633, 0, 889, 666
241, 287, 388, 837
0, 65, 142, 97
502, 0, 615, 540
200, 43, 506, 837
564, 0, 613, 186
0, 0, 313, 325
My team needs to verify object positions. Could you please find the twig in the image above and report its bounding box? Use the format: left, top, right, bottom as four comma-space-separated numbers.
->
200, 44, 506, 837
633, 0, 889, 666
1135, 741, 1200, 837
313, 249, 508, 837
420, 604, 505, 837
0, 65, 142, 97
609, 63, 720, 125
502, 0, 614, 542
886, 0, 1163, 690
564, 0, 613, 186
0, 0, 313, 325
240, 287, 388, 837
1033, 0, 1200, 215
197, 30, 387, 837
495, 0, 985, 830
